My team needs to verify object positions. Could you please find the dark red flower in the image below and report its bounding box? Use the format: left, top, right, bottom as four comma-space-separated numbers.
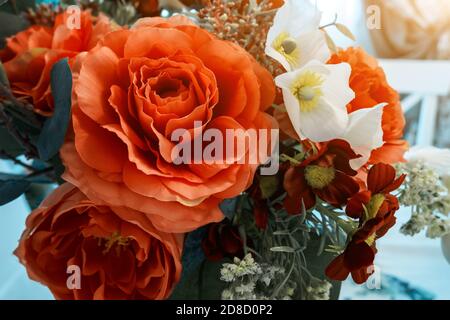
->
201, 222, 246, 261
346, 163, 406, 219
248, 179, 270, 230
283, 139, 361, 214
253, 201, 269, 230
326, 163, 405, 284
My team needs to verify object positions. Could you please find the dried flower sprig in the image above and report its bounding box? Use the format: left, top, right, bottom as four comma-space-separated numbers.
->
197, 0, 283, 75
25, 3, 64, 27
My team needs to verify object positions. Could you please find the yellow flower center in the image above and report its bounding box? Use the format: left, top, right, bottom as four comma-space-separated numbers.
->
101, 231, 130, 255
290, 71, 324, 112
304, 165, 335, 189
272, 32, 300, 68
365, 233, 377, 247
363, 194, 386, 246
366, 194, 385, 219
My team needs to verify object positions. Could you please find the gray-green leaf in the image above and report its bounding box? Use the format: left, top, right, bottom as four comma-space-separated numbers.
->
37, 58, 72, 161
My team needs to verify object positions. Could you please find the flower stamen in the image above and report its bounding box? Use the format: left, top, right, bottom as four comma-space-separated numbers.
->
272, 32, 300, 68
304, 165, 335, 189
101, 231, 130, 256
290, 71, 324, 112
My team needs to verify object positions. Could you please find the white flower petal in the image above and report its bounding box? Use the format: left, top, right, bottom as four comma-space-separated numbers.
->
341, 103, 385, 169
321, 62, 355, 111
275, 72, 304, 138
296, 30, 330, 65
265, 46, 293, 71
265, 0, 324, 70
270, 0, 321, 39
275, 61, 354, 142
299, 99, 348, 142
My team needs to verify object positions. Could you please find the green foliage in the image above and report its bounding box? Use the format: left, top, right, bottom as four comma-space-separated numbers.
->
170, 259, 229, 300
303, 234, 342, 300
0, 0, 35, 14
0, 178, 30, 205
37, 58, 72, 161
0, 11, 29, 48
259, 175, 279, 199
0, 126, 25, 158
24, 183, 54, 210
0, 62, 9, 87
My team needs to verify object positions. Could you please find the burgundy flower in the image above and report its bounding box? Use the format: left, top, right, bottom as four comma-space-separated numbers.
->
201, 222, 246, 261
283, 139, 361, 214
326, 163, 406, 284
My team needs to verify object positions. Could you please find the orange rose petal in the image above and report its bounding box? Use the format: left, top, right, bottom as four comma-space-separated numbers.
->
124, 27, 193, 59
61, 143, 224, 233
76, 46, 120, 124
109, 85, 148, 150
73, 108, 127, 173
101, 29, 131, 58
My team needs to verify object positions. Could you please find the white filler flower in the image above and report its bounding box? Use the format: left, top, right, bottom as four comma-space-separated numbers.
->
265, 0, 329, 71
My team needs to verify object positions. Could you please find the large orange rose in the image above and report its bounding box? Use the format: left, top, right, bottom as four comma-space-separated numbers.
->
328, 47, 408, 164
60, 16, 276, 233
1, 11, 113, 116
15, 184, 183, 300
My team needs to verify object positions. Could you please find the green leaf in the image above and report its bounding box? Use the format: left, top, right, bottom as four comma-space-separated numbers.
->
303, 234, 342, 300
270, 246, 296, 253
170, 259, 228, 300
0, 179, 30, 205
0, 11, 29, 48
0, 126, 25, 158
25, 183, 54, 210
0, 0, 35, 14
37, 58, 72, 161
0, 62, 9, 87
219, 197, 238, 220
0, 172, 52, 184
259, 175, 278, 199
179, 227, 207, 281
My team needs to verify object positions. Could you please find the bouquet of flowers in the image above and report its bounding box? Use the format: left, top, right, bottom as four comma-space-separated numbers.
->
1, 0, 449, 300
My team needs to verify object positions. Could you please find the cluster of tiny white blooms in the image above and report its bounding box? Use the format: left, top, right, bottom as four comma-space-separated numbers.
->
426, 218, 450, 238
306, 279, 332, 300
401, 213, 435, 236
220, 254, 263, 283
220, 254, 294, 300
396, 161, 450, 238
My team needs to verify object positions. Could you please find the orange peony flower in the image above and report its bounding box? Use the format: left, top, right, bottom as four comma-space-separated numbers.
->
327, 47, 408, 165
60, 16, 276, 233
1, 11, 113, 116
15, 184, 183, 300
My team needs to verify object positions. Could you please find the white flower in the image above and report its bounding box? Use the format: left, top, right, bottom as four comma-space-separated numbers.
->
340, 103, 386, 170
275, 60, 354, 142
405, 146, 450, 178
265, 0, 329, 71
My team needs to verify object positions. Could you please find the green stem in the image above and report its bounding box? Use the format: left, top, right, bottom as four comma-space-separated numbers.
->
316, 202, 355, 235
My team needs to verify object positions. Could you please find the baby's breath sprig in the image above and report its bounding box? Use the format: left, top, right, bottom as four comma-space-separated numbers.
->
396, 161, 450, 238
